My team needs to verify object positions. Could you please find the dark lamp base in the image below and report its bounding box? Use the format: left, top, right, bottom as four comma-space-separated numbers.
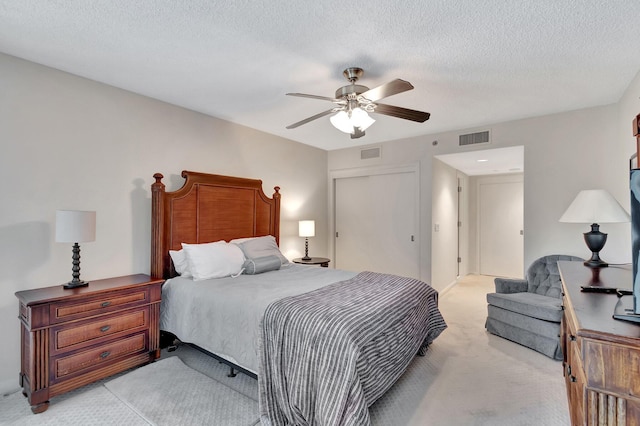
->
583, 223, 608, 268
64, 242, 89, 289
583, 257, 608, 268
63, 280, 89, 289
302, 237, 312, 261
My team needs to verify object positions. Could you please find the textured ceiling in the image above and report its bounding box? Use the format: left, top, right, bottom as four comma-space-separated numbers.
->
1, 1, 640, 151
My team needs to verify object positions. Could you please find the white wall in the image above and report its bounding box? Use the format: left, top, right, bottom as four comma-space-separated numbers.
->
329, 101, 632, 292
0, 53, 328, 393
431, 159, 459, 290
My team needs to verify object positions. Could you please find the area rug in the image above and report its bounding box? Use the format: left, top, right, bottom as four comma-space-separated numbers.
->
104, 357, 259, 426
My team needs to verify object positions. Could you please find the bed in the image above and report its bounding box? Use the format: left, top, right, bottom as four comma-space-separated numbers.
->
151, 170, 446, 425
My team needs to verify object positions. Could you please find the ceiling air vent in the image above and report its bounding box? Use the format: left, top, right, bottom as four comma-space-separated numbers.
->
459, 130, 490, 146
360, 146, 381, 160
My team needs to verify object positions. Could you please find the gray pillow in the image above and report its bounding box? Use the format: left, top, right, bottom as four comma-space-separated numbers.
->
242, 255, 282, 275
236, 235, 288, 265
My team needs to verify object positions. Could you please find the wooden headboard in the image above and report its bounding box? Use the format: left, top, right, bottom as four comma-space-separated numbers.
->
150, 170, 281, 279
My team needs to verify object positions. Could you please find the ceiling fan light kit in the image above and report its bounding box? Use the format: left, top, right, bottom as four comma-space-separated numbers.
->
286, 67, 430, 139
330, 108, 375, 134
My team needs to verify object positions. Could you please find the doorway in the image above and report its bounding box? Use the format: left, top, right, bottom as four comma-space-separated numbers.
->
434, 146, 524, 282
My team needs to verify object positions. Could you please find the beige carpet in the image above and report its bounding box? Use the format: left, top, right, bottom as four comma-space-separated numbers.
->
369, 274, 569, 425
0, 274, 569, 425
104, 357, 259, 425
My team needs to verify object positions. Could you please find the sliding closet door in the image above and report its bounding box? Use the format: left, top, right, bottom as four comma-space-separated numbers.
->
335, 171, 419, 278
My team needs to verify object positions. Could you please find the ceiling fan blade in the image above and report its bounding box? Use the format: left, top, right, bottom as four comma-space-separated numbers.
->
286, 93, 342, 103
359, 79, 414, 102
373, 103, 430, 122
286, 109, 335, 129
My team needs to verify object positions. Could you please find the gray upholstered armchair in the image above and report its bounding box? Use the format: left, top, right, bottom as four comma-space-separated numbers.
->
485, 254, 583, 360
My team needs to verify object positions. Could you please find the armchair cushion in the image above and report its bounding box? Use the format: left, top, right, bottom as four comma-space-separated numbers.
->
486, 292, 563, 322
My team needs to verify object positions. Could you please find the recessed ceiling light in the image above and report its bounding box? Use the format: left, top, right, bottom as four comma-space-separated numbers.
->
477, 159, 489, 162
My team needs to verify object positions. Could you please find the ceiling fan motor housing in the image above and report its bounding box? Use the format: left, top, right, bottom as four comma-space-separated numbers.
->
335, 84, 370, 100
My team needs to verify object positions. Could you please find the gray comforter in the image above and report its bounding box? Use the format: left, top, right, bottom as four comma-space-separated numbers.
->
259, 271, 447, 426
160, 264, 358, 373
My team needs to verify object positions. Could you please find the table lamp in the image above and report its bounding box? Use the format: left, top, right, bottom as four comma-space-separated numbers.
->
559, 189, 630, 267
56, 210, 96, 288
298, 220, 315, 261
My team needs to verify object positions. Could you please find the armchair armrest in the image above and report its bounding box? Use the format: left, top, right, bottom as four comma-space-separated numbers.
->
494, 278, 528, 294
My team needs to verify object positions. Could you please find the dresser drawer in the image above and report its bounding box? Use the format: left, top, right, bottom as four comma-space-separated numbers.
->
53, 307, 148, 354
49, 288, 150, 324
53, 332, 147, 381
583, 339, 640, 397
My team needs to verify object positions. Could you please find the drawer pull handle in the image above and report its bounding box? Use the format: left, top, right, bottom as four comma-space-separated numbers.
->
100, 351, 110, 359
100, 325, 111, 333
101, 301, 111, 308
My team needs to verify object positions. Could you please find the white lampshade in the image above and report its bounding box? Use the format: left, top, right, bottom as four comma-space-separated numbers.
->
56, 210, 96, 243
330, 108, 375, 134
329, 111, 354, 134
298, 220, 315, 238
350, 107, 375, 131
559, 190, 630, 224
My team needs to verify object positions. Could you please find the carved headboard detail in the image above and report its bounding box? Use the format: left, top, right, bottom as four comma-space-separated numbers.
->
150, 170, 281, 279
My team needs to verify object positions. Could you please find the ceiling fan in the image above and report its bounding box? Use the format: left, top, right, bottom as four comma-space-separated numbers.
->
286, 67, 430, 139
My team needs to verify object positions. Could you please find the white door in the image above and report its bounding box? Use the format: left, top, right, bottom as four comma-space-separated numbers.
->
335, 171, 419, 278
478, 176, 524, 278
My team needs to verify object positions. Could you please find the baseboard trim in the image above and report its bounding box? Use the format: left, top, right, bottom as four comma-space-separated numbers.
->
438, 278, 460, 297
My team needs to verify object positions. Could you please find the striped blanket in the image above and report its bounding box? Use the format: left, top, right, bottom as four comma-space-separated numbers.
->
258, 271, 447, 425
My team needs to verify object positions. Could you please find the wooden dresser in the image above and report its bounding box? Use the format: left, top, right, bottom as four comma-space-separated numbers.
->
559, 261, 640, 425
15, 274, 163, 413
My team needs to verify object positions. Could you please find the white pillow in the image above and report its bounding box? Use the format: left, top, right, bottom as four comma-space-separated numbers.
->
181, 241, 245, 280
169, 249, 192, 278
235, 235, 288, 265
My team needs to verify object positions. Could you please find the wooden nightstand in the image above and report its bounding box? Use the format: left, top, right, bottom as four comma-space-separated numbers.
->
15, 274, 163, 413
292, 257, 331, 267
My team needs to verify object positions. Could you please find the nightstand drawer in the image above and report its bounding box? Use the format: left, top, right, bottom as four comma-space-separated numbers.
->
54, 308, 148, 352
54, 332, 147, 380
50, 288, 149, 324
